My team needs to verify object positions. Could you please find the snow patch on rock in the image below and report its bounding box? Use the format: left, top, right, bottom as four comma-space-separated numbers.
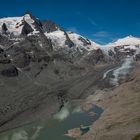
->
68, 32, 99, 51
45, 29, 67, 47
0, 17, 24, 35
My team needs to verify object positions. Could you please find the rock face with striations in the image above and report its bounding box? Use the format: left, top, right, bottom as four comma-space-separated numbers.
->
42, 20, 59, 33
43, 20, 74, 48
21, 21, 34, 35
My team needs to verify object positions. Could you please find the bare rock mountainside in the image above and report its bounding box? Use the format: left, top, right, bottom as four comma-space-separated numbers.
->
0, 12, 140, 140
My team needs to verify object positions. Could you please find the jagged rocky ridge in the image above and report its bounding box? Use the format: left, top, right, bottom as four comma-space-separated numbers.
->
0, 12, 140, 132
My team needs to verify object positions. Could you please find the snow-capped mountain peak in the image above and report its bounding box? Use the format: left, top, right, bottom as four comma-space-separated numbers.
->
23, 14, 34, 24
67, 32, 100, 51
107, 35, 140, 47
0, 16, 24, 35
44, 30, 100, 52
101, 35, 140, 60
44, 29, 68, 47
23, 13, 40, 35
0, 14, 100, 55
0, 13, 40, 36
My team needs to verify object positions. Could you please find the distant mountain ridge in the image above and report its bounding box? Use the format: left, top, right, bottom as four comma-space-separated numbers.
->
0, 12, 140, 68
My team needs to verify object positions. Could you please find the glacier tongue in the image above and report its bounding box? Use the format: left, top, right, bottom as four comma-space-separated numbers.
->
111, 57, 133, 86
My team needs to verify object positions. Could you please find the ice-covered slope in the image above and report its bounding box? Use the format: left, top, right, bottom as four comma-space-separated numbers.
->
0, 14, 100, 54
105, 36, 140, 48
45, 30, 100, 52
101, 36, 140, 58
67, 32, 99, 51
44, 29, 67, 47
0, 17, 24, 35
0, 14, 40, 36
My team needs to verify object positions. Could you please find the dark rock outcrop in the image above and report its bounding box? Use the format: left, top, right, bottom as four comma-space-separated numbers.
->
1, 66, 18, 77
83, 49, 107, 65
21, 21, 34, 35
0, 34, 13, 49
13, 52, 31, 68
64, 31, 74, 48
42, 20, 59, 33
78, 36, 91, 46
42, 20, 74, 48
1, 23, 8, 34
0, 49, 10, 64
135, 53, 140, 61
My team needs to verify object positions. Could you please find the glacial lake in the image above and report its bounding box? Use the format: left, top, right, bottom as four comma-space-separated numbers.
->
0, 104, 103, 140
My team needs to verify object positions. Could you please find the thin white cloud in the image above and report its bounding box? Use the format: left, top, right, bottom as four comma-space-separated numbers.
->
93, 31, 110, 38
93, 38, 106, 44
88, 18, 97, 26
67, 27, 78, 33
76, 11, 98, 27
92, 31, 117, 44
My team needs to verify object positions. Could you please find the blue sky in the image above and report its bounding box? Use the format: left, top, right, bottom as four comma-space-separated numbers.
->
0, 0, 140, 44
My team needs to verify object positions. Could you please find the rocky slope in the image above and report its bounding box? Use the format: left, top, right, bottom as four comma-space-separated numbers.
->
67, 62, 140, 140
